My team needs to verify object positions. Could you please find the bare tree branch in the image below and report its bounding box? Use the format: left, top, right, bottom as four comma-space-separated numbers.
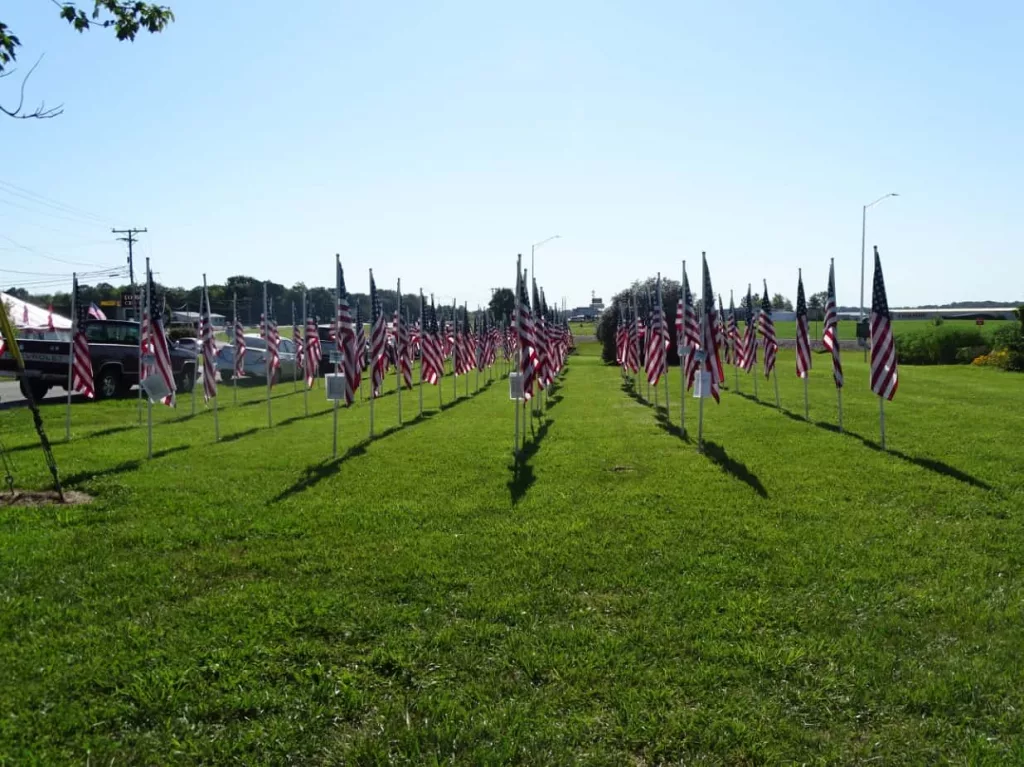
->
0, 55, 64, 119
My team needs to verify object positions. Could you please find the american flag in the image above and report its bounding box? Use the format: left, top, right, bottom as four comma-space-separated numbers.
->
516, 265, 538, 400
335, 259, 356, 404
305, 313, 321, 389
531, 279, 550, 388
625, 302, 640, 373
758, 281, 777, 378
87, 302, 106, 320
47, 304, 55, 331
291, 303, 304, 369
716, 294, 728, 367
795, 271, 811, 379
70, 276, 94, 398
143, 269, 175, 406
823, 259, 843, 388
201, 283, 217, 402
679, 269, 701, 390
397, 307, 413, 389
646, 276, 669, 386
502, 315, 514, 361
422, 297, 444, 384
354, 301, 366, 389
369, 271, 387, 397
726, 293, 739, 366
233, 296, 246, 379
870, 246, 898, 400
739, 286, 757, 373
699, 253, 723, 402
265, 298, 281, 382
616, 304, 627, 368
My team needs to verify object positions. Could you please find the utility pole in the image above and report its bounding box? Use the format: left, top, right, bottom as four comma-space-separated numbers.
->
112, 227, 147, 286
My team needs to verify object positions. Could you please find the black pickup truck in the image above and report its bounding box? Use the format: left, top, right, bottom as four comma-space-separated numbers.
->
0, 320, 196, 401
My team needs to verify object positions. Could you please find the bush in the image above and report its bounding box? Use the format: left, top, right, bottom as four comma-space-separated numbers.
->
168, 327, 198, 341
933, 317, 945, 326
894, 327, 989, 365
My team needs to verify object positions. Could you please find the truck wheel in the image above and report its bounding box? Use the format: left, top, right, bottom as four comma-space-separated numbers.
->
19, 378, 50, 402
95, 369, 121, 400
177, 365, 195, 394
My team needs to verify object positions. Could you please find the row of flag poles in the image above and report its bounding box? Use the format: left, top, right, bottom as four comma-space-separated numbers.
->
616, 246, 898, 449
58, 253, 568, 461
510, 253, 574, 456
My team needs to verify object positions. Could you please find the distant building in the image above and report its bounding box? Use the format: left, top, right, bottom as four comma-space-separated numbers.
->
171, 310, 226, 330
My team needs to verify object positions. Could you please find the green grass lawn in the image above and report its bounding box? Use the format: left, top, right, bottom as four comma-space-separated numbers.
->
769, 318, 1009, 342
1, 345, 1023, 763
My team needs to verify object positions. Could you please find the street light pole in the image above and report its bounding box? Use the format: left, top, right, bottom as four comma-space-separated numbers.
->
859, 193, 899, 360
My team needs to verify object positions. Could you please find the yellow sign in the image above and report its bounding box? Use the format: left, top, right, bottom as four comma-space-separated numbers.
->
0, 299, 26, 369
99, 299, 119, 307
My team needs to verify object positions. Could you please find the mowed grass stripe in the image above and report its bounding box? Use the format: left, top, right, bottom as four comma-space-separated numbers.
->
1, 344, 1023, 763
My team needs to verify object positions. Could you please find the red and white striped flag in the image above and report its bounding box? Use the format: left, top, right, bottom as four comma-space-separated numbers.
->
739, 285, 757, 373
335, 259, 356, 405
699, 253, 723, 402
726, 293, 739, 367
233, 298, 246, 379
758, 281, 777, 378
679, 268, 701, 390
143, 271, 176, 407
201, 282, 217, 402
305, 314, 321, 388
396, 308, 413, 389
795, 270, 811, 379
70, 277, 94, 399
823, 260, 843, 388
646, 276, 668, 386
369, 271, 387, 397
292, 304, 304, 370
516, 263, 538, 399
870, 246, 898, 400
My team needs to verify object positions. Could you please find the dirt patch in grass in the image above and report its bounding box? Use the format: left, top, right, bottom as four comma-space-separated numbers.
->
0, 489, 93, 507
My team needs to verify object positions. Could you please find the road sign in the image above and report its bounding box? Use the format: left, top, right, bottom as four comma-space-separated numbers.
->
121, 292, 140, 308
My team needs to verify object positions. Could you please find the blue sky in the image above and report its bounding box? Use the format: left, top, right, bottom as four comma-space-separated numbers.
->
2, 0, 1021, 311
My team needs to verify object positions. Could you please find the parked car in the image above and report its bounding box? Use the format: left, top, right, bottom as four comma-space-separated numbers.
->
175, 337, 201, 355
215, 334, 298, 382
0, 320, 197, 400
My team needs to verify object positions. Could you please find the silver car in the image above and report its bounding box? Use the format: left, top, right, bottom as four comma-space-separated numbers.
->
215, 334, 298, 382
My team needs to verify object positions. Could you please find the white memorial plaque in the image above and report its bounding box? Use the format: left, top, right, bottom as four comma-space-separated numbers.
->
693, 371, 713, 398
325, 372, 346, 401
141, 375, 172, 403
509, 372, 524, 401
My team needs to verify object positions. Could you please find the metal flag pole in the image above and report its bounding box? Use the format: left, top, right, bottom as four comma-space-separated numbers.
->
749, 284, 759, 402
731, 289, 740, 393
679, 262, 687, 430
190, 297, 197, 416
773, 367, 781, 409
514, 260, 522, 457
292, 301, 299, 392
137, 281, 143, 424
660, 273, 670, 419
264, 282, 272, 428
464, 304, 470, 399
418, 290, 425, 418
396, 278, 403, 426
302, 292, 309, 416
831, 257, 843, 433
65, 273, 77, 441
332, 254, 342, 459
203, 274, 220, 441
879, 396, 886, 449
475, 312, 480, 395
369, 269, 376, 439
697, 280, 707, 454
232, 293, 238, 405
145, 259, 153, 459
452, 300, 458, 402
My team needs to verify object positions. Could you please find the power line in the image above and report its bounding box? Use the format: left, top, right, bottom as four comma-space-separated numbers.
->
0, 178, 110, 224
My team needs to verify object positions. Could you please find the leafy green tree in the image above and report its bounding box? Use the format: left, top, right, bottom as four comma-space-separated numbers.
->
771, 293, 793, 312
488, 288, 516, 324
2, 2, 174, 119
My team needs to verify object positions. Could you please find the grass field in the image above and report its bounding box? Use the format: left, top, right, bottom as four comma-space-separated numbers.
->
2, 344, 1023, 763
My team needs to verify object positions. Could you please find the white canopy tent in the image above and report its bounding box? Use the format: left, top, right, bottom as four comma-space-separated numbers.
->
1, 292, 72, 337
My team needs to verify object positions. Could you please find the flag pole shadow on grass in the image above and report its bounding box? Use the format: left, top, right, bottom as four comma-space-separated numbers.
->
508, 416, 553, 504
701, 440, 769, 498
271, 413, 438, 503
62, 444, 189, 487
